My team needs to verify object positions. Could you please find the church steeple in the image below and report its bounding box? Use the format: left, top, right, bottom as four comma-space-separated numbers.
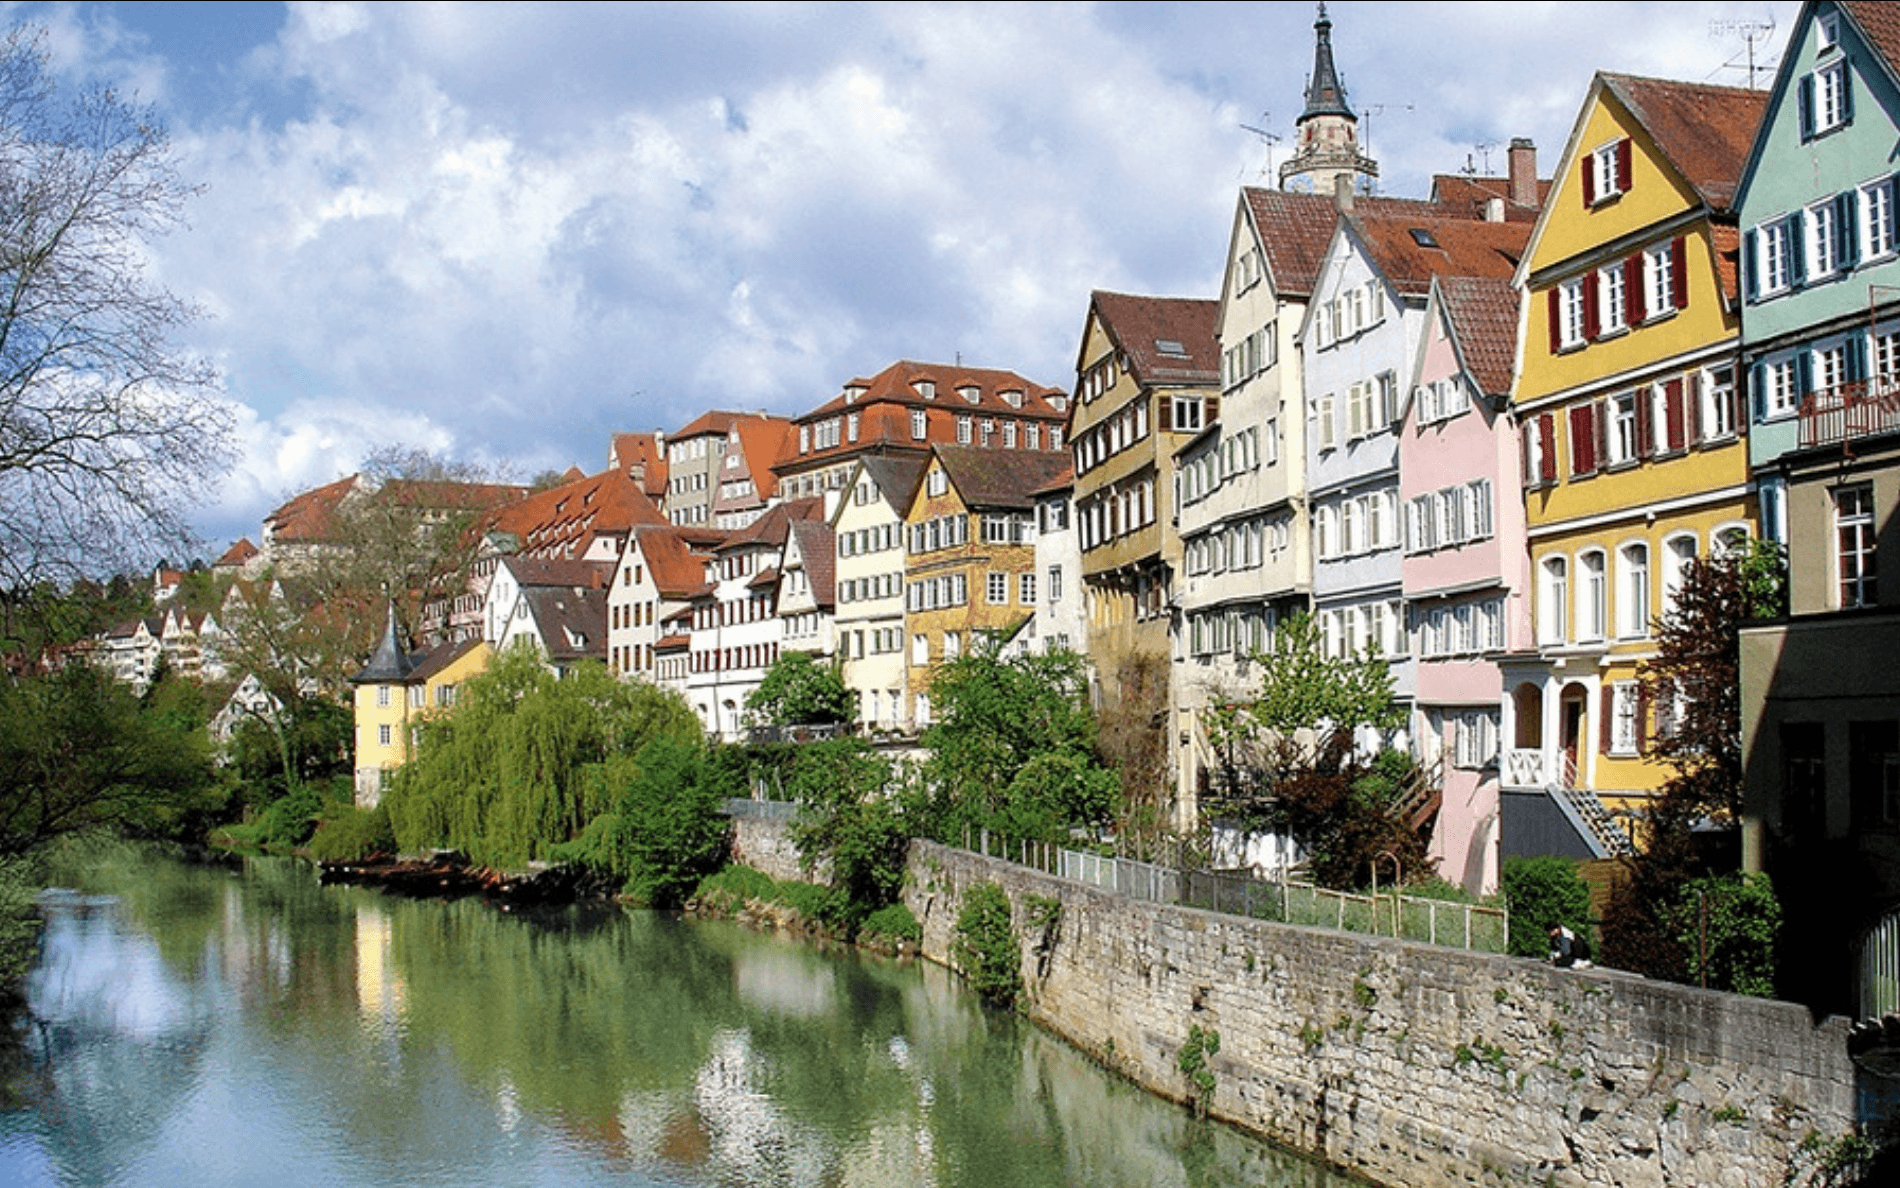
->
1279, 3, 1380, 196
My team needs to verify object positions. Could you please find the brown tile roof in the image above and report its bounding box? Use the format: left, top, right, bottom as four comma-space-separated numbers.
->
1241, 188, 1467, 301
629, 525, 721, 599
264, 475, 358, 543
1428, 175, 1550, 222
609, 432, 669, 500
1086, 291, 1220, 386
1030, 462, 1074, 499
932, 445, 1076, 512
857, 455, 929, 509
1599, 74, 1767, 214
407, 637, 485, 683
523, 585, 607, 663
730, 417, 795, 500
799, 360, 1067, 423
1435, 276, 1521, 398
1349, 214, 1531, 296
1843, 1, 1900, 78
502, 556, 614, 591
719, 495, 825, 552
213, 538, 259, 569
1712, 223, 1742, 307
487, 467, 665, 559
671, 409, 785, 440
786, 519, 835, 609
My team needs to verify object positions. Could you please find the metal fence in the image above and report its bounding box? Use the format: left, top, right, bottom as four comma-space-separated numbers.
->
723, 798, 800, 822
1862, 909, 1900, 1021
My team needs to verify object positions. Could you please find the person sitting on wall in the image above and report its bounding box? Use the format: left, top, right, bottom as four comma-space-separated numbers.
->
1547, 922, 1592, 969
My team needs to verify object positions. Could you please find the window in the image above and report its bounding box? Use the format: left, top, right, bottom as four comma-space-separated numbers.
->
1019, 572, 1035, 604
1585, 138, 1630, 204
1700, 367, 1737, 440
1609, 392, 1641, 465
376, 685, 390, 707
1618, 542, 1650, 639
987, 572, 1008, 604
1762, 357, 1800, 418
956, 415, 972, 444
1047, 566, 1062, 603
1837, 484, 1878, 608
943, 631, 962, 660
1316, 394, 1336, 449
1753, 218, 1795, 298
1171, 396, 1204, 433
1643, 240, 1679, 319
1454, 710, 1500, 769
1598, 263, 1627, 335
911, 409, 928, 440
1876, 328, 1900, 395
378, 723, 392, 747
1850, 721, 1900, 830
1807, 199, 1841, 279
1578, 550, 1608, 642
912, 634, 927, 664
1801, 59, 1852, 139
1539, 556, 1568, 646
1863, 177, 1896, 261
1609, 682, 1641, 756
1814, 342, 1847, 396
1555, 278, 1587, 350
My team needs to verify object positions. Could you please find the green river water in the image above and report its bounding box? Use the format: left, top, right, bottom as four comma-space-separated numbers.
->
0, 851, 1362, 1188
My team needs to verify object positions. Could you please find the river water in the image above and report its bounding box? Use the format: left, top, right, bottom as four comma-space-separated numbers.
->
0, 852, 1357, 1188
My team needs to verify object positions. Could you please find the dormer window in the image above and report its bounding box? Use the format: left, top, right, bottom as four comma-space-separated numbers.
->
914, 380, 936, 399
843, 384, 866, 404
958, 385, 980, 404
1049, 395, 1068, 412
1001, 389, 1024, 408
1818, 11, 1839, 52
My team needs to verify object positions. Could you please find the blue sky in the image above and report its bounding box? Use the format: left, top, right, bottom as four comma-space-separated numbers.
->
8, 1, 1797, 556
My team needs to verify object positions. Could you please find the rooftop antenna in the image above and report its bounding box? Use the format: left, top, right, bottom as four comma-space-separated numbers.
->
1358, 103, 1414, 192
1463, 141, 1498, 177
1239, 111, 1281, 181
1710, 17, 1779, 90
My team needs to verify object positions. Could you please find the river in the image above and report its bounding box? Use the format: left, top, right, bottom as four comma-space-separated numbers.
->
0, 850, 1359, 1188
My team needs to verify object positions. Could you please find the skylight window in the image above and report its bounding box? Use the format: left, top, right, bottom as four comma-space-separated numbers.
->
1410, 228, 1440, 248
1156, 339, 1189, 357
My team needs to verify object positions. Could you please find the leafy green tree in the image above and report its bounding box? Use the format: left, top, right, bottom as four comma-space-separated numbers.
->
923, 643, 1116, 842
785, 737, 911, 918
558, 736, 729, 906
745, 650, 856, 728
1235, 611, 1399, 767
1253, 738, 1432, 890
1671, 872, 1781, 997
0, 663, 219, 860
382, 647, 701, 867
1501, 855, 1594, 959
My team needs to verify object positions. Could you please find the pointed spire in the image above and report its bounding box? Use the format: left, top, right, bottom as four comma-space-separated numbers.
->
351, 600, 417, 684
1300, 3, 1355, 123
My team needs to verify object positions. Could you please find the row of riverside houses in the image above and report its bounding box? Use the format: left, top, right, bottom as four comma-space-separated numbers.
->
213, 0, 1900, 1014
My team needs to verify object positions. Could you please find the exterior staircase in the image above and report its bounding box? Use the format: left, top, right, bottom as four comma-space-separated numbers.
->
1554, 782, 1635, 858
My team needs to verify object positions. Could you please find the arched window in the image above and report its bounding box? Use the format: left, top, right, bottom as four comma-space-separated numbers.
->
1662, 533, 1697, 616
1618, 542, 1651, 638
1577, 550, 1608, 642
1539, 555, 1569, 646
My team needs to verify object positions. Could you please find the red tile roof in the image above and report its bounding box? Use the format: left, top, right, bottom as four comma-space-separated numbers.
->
629, 525, 723, 599
1241, 188, 1468, 301
1349, 214, 1531, 296
1435, 275, 1522, 398
719, 495, 825, 552
1085, 291, 1220, 386
786, 519, 835, 609
1599, 74, 1767, 214
609, 432, 669, 500
213, 538, 260, 569
1844, 1, 1900, 77
1428, 174, 1550, 222
264, 475, 358, 543
932, 445, 1076, 512
487, 467, 665, 560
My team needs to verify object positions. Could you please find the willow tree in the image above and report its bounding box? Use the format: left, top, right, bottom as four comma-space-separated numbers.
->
382, 647, 701, 868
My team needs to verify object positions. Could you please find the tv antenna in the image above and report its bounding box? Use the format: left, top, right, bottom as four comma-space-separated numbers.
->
1463, 141, 1499, 177
1710, 17, 1779, 89
1240, 111, 1281, 180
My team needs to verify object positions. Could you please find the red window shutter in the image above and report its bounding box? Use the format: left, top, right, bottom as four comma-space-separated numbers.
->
1205, 395, 1221, 424
1624, 254, 1645, 321
1670, 237, 1689, 310
1583, 275, 1600, 340
1685, 376, 1702, 445
1547, 287, 1563, 354
1664, 379, 1686, 451
1521, 420, 1534, 485
1635, 390, 1654, 458
1539, 414, 1558, 482
1569, 404, 1597, 475
1582, 157, 1597, 206
1616, 138, 1633, 192
1594, 401, 1610, 470
1600, 685, 1615, 753
1158, 396, 1172, 433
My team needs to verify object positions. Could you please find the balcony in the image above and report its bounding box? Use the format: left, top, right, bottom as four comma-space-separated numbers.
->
1502, 749, 1547, 790
1799, 378, 1900, 450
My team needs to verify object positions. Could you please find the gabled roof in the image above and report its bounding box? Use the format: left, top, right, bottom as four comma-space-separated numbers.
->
672, 409, 787, 440
1433, 275, 1522, 398
932, 445, 1075, 512
856, 455, 929, 510
1347, 213, 1531, 297
500, 556, 614, 591
487, 466, 665, 560
608, 432, 669, 500
796, 359, 1067, 423
628, 525, 722, 599
785, 520, 836, 609
521, 586, 606, 664
1030, 462, 1075, 499
264, 475, 358, 543
1083, 291, 1220, 386
407, 637, 485, 684
1239, 188, 1458, 301
1596, 73, 1767, 214
1428, 175, 1550, 223
719, 495, 825, 553
727, 416, 796, 501
213, 538, 259, 569
1844, 0, 1900, 73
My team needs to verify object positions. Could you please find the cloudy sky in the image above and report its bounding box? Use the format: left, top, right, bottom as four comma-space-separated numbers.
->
11, 0, 1796, 555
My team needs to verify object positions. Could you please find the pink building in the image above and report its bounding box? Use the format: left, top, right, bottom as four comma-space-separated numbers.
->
1400, 275, 1532, 895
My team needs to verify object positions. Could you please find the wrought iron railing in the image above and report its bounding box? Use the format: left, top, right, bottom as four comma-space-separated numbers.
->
1799, 378, 1900, 450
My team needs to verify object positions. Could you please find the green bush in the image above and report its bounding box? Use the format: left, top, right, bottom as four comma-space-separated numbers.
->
860, 902, 921, 945
1671, 872, 1781, 997
951, 881, 1021, 1007
306, 803, 396, 862
1502, 856, 1593, 958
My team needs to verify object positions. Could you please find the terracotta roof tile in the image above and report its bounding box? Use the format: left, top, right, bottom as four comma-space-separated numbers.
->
1436, 276, 1521, 398
1241, 188, 1469, 300
1600, 73, 1767, 214
932, 445, 1075, 511
1350, 214, 1531, 296
1087, 291, 1220, 385
264, 475, 358, 543
214, 538, 259, 568
1428, 174, 1551, 222
609, 432, 669, 500
719, 496, 825, 552
1843, 1, 1900, 77
630, 525, 724, 598
487, 467, 665, 560
786, 519, 835, 608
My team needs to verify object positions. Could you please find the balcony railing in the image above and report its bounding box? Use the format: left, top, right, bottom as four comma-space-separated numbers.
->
1799, 378, 1900, 450
1503, 748, 1546, 789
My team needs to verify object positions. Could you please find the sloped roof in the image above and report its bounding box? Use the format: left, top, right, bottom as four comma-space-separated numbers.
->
1086, 291, 1220, 386
351, 603, 416, 684
1599, 73, 1767, 214
786, 519, 835, 609
730, 416, 795, 500
522, 586, 606, 664
1350, 213, 1531, 297
609, 432, 669, 500
407, 637, 485, 684
1241, 187, 1462, 300
719, 495, 825, 552
630, 525, 722, 599
1435, 275, 1522, 398
1030, 461, 1075, 499
798, 360, 1067, 423
265, 475, 358, 543
933, 445, 1076, 512
213, 538, 259, 569
1843, 1, 1900, 75
858, 455, 929, 509
501, 556, 614, 591
487, 467, 665, 560
1428, 175, 1550, 223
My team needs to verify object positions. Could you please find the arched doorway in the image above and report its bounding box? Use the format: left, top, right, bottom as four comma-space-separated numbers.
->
1558, 683, 1589, 788
1513, 683, 1544, 749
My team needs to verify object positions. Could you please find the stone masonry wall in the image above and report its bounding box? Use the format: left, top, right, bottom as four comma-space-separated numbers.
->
728, 813, 821, 885
903, 840, 1859, 1188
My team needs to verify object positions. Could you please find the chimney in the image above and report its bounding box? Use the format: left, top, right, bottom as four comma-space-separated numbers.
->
1509, 138, 1537, 208
1333, 171, 1355, 214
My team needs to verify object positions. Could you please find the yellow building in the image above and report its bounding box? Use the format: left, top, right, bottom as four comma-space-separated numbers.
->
902, 445, 1069, 721
1501, 74, 1766, 855
350, 605, 491, 806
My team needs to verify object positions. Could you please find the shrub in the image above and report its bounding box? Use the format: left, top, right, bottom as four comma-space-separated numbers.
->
859, 903, 921, 946
1502, 856, 1592, 958
951, 881, 1020, 1007
1671, 872, 1781, 997
307, 803, 396, 862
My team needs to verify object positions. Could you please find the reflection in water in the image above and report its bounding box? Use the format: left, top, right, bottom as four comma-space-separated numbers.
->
0, 853, 1360, 1188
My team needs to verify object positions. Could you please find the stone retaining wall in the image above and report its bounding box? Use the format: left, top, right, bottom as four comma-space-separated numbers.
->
903, 839, 1861, 1188
728, 813, 819, 884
